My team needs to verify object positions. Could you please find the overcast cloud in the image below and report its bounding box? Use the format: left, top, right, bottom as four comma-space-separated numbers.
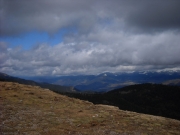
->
0, 0, 180, 76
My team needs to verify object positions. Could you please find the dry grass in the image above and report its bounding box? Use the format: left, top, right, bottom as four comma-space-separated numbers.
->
1, 81, 180, 135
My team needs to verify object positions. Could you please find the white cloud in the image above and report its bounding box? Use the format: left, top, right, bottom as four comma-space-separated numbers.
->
1, 30, 180, 76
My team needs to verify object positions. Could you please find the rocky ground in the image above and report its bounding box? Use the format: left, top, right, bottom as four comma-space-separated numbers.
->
1, 81, 180, 135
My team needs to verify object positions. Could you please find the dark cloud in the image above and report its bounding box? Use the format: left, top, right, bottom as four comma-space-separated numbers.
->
1, 0, 180, 36
126, 1, 180, 32
0, 0, 95, 36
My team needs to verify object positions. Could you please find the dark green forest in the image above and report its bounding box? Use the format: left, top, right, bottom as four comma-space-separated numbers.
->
59, 84, 180, 120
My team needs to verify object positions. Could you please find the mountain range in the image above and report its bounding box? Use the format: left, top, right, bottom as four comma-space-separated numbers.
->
24, 71, 180, 92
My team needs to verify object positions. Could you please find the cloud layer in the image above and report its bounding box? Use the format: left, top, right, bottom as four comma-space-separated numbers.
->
1, 0, 180, 36
1, 0, 180, 76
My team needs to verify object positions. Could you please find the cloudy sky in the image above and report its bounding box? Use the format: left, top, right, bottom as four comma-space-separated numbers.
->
1, 0, 180, 76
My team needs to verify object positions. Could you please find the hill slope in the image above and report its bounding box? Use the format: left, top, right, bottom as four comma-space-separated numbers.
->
1, 81, 180, 135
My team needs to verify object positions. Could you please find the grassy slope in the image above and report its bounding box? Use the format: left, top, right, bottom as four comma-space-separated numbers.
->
1, 81, 180, 135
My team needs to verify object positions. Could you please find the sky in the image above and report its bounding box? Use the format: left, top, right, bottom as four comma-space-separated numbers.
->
0, 0, 180, 76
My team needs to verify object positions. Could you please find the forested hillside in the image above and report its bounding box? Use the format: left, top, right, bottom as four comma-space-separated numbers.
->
63, 83, 180, 120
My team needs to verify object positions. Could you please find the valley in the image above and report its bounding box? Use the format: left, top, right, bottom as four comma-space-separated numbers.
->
1, 72, 180, 121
